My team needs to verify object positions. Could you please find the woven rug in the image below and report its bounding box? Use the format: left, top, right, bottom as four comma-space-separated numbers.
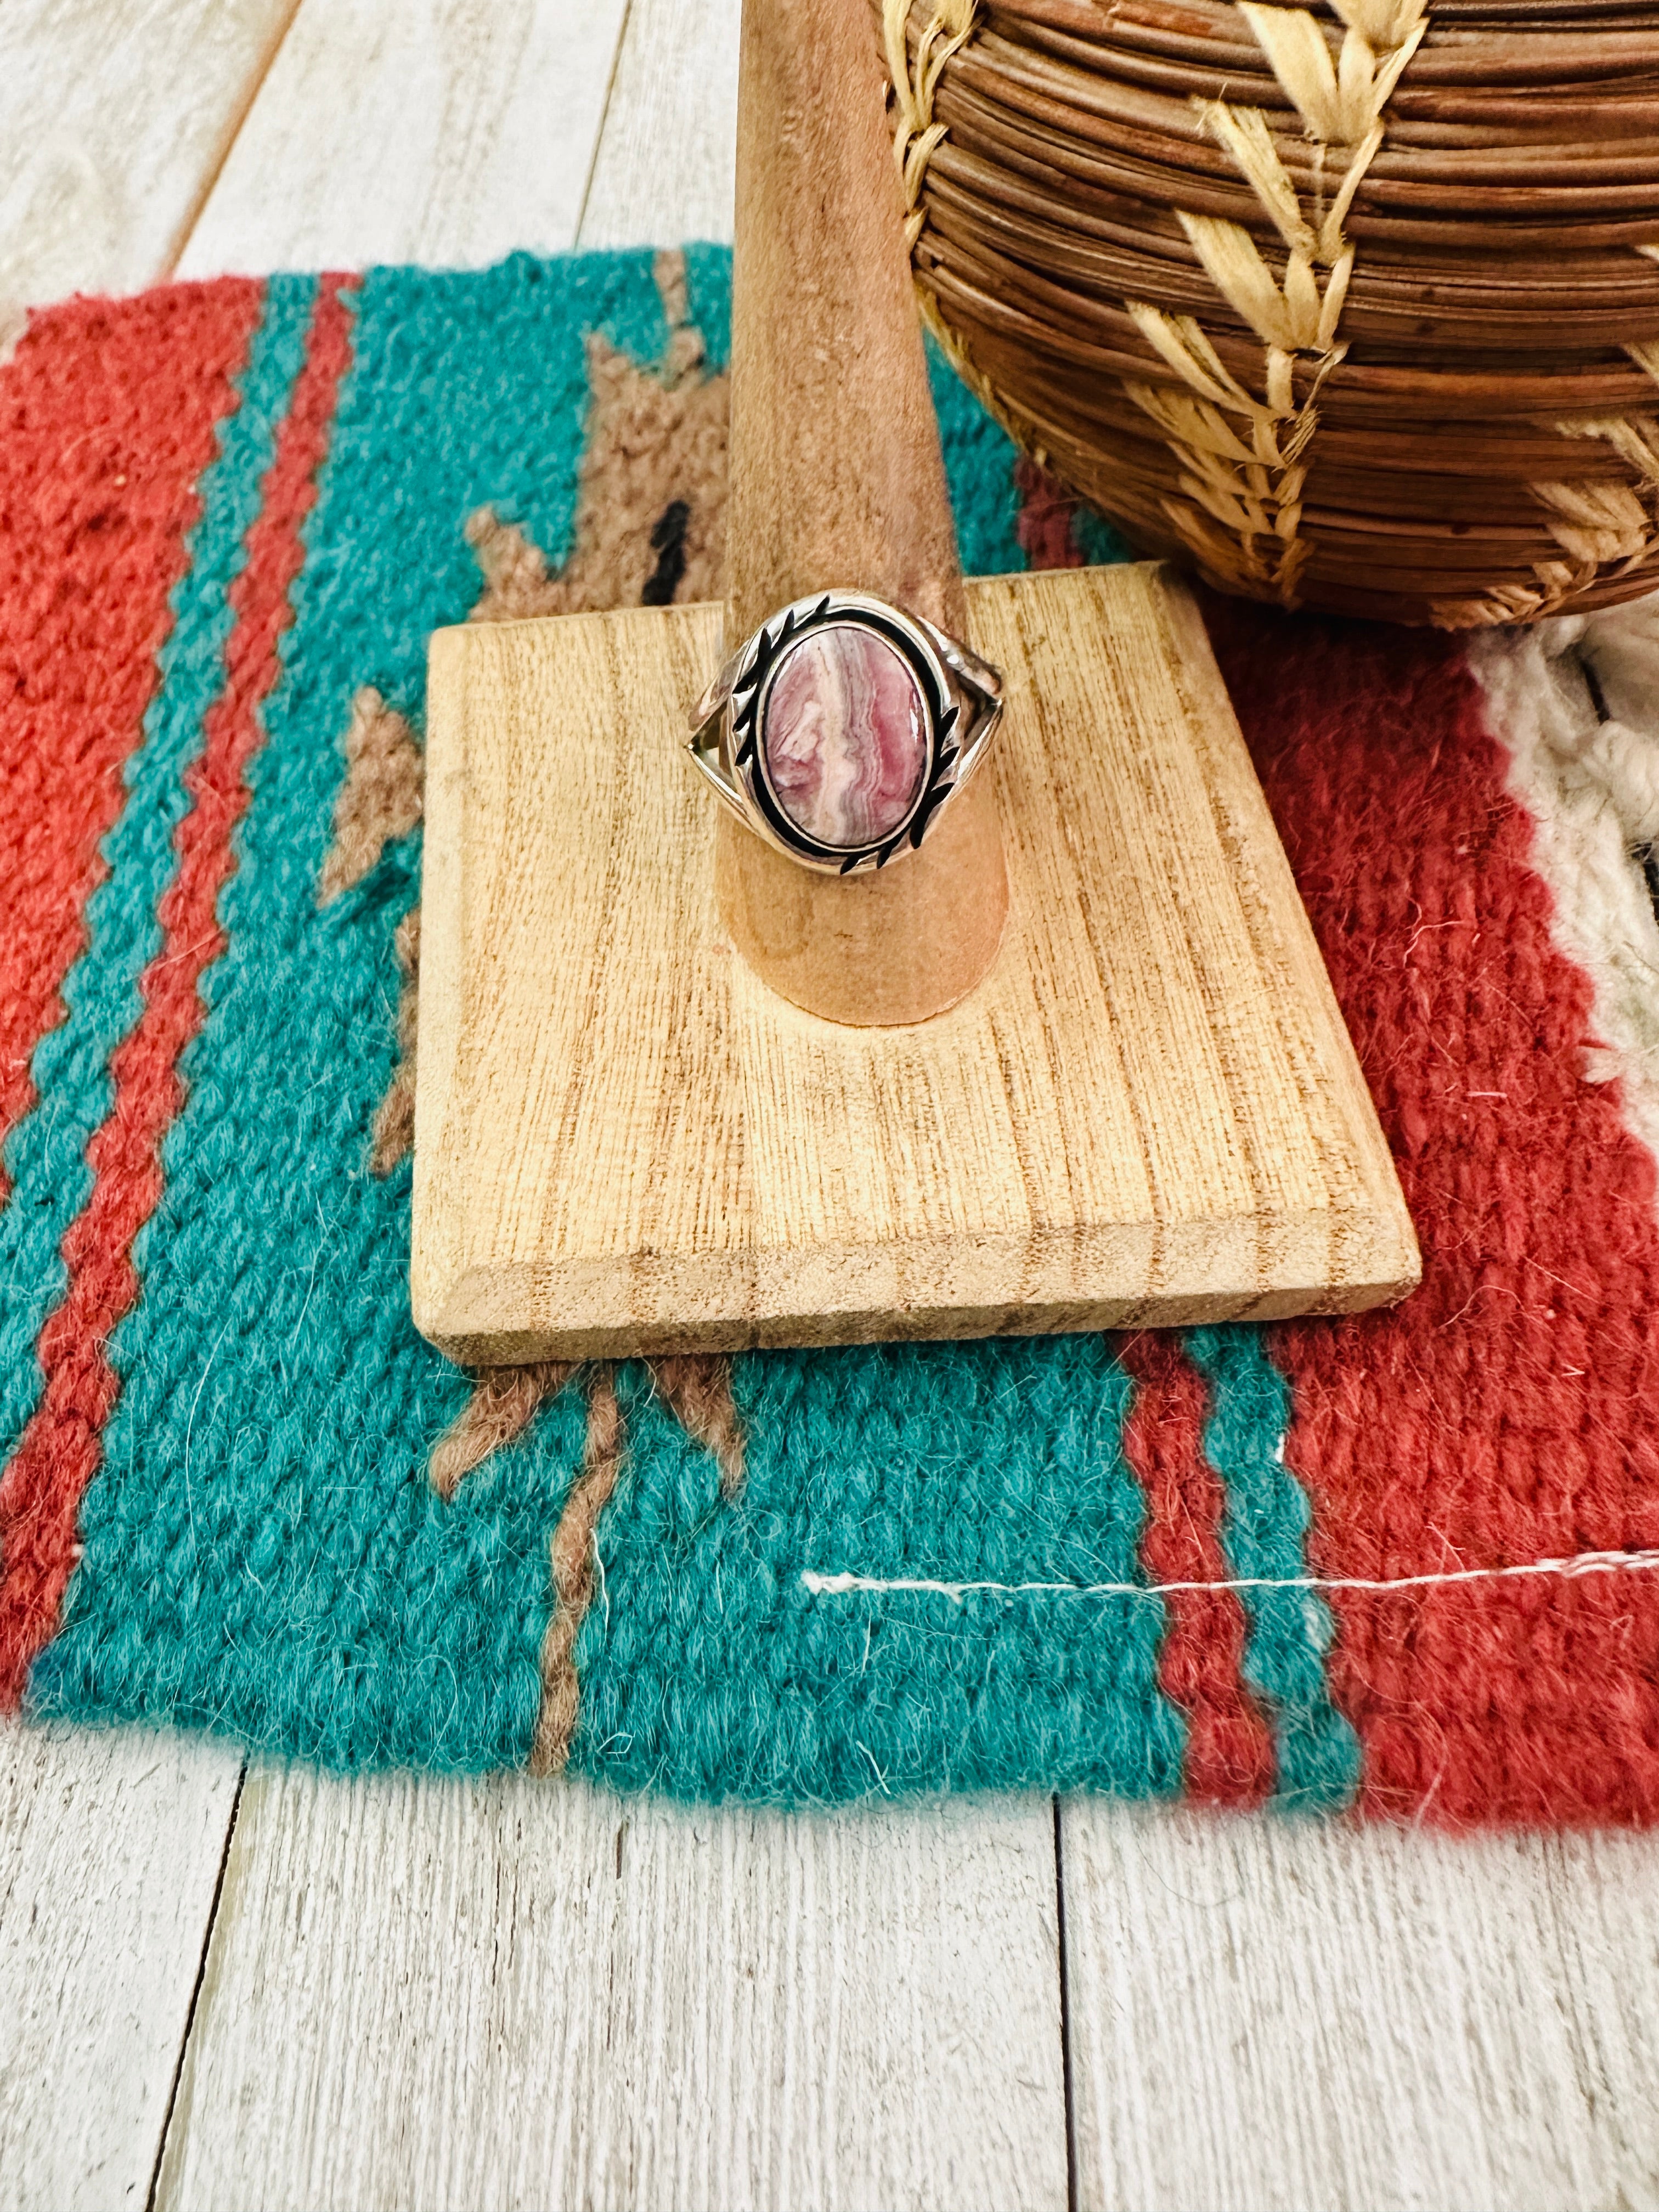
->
4, 249, 1659, 1826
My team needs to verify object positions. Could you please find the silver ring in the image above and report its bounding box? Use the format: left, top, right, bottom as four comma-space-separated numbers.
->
686, 590, 1003, 874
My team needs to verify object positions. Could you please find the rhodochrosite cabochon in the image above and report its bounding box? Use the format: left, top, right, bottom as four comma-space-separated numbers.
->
760, 621, 928, 850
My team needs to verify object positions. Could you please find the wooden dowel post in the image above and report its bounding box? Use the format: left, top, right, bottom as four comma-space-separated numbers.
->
716, 0, 1009, 1027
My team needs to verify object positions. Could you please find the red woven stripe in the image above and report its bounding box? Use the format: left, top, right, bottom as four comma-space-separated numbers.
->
1116, 1329, 1275, 1807
0, 283, 264, 1195
1209, 597, 1659, 1828
0, 278, 356, 1707
1014, 456, 1084, 572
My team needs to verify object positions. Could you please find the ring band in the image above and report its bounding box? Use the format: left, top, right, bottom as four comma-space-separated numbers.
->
686, 590, 1003, 874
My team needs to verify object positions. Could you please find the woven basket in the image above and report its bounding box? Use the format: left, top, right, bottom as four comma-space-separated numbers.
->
880, 0, 1659, 625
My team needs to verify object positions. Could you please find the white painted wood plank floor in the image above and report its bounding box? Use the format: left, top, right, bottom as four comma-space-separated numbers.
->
1, 4, 1656, 2208
155, 1773, 1066, 2212
0, 0, 299, 350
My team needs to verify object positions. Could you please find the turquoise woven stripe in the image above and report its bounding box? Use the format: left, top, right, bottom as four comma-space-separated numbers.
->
570, 1339, 1188, 1803
32, 255, 678, 1765
0, 276, 315, 1463
1186, 1326, 1361, 1809
925, 337, 1026, 579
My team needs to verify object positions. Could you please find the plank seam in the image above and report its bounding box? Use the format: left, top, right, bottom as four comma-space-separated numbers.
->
145, 1757, 247, 2212
574, 0, 638, 247
1052, 1796, 1080, 2212
160, 0, 311, 279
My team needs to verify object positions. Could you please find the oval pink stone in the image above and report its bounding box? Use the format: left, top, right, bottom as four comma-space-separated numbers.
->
761, 623, 928, 850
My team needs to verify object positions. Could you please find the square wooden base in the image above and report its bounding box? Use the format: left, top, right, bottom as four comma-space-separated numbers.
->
411, 564, 1418, 1363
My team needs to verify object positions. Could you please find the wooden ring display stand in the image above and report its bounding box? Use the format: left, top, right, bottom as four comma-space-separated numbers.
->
714, 0, 1007, 1027
410, 0, 1420, 1365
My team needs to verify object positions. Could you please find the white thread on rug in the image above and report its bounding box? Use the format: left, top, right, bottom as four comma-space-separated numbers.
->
800, 1546, 1659, 1604
1469, 589, 1659, 1179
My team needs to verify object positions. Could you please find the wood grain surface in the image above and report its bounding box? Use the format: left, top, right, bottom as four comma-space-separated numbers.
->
176, 0, 630, 278
714, 0, 1007, 1025
412, 565, 1418, 1362
0, 1720, 243, 2212
154, 1767, 1067, 2212
0, 0, 298, 345
144, 22, 1060, 2212
724, 0, 967, 646
578, 0, 742, 249
1062, 1798, 1659, 2212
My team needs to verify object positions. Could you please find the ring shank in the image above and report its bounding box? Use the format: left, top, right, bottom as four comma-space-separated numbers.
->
713, 0, 1008, 1024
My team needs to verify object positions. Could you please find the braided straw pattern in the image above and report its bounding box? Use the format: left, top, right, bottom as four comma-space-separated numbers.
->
1120, 2, 1424, 604
883, 0, 980, 253
882, 0, 1062, 461
881, 0, 1659, 626
1464, 344, 1659, 628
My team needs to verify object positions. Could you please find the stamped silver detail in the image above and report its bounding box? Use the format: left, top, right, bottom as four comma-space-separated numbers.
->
686, 590, 1003, 873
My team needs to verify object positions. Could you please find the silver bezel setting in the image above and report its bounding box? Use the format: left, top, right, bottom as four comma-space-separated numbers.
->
686, 590, 1003, 874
